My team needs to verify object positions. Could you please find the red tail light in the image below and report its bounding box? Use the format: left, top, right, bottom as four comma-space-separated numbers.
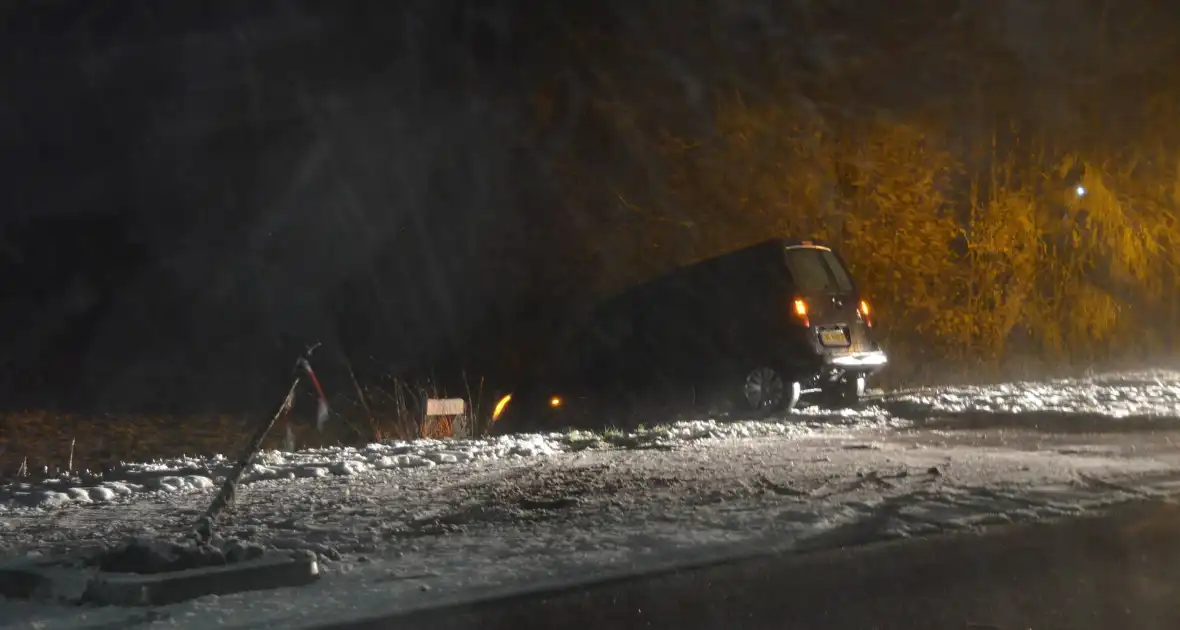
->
858, 299, 872, 327
792, 298, 810, 327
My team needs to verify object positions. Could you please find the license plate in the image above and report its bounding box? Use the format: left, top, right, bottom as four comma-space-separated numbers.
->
819, 329, 848, 346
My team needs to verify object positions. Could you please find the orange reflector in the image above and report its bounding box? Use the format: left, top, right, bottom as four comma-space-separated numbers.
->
492, 394, 512, 421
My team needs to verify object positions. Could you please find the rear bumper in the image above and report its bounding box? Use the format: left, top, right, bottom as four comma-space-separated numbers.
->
824, 349, 888, 370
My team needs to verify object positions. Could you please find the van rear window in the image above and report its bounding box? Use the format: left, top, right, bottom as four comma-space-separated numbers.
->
785, 247, 854, 293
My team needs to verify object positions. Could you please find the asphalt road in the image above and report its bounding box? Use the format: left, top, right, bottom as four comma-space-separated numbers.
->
322, 499, 1180, 630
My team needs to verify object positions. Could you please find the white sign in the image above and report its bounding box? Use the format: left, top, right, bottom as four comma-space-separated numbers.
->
425, 398, 466, 416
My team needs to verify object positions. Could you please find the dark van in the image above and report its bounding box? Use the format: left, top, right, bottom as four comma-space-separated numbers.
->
492, 238, 887, 434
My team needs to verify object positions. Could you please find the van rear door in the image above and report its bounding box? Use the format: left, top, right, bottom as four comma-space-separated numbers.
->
783, 245, 866, 352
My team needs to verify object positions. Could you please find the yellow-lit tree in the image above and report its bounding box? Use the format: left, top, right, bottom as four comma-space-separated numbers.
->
832, 120, 967, 369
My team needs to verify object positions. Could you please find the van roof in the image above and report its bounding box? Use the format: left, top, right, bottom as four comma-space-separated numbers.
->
536, 237, 832, 374
767, 237, 830, 250
604, 236, 830, 303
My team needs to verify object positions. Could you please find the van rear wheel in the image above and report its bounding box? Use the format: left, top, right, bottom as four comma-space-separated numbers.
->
741, 367, 801, 417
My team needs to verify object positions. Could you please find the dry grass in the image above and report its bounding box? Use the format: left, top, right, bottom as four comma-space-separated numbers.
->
0, 409, 361, 481
0, 382, 491, 481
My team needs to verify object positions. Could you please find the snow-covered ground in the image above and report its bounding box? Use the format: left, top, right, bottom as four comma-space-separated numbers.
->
888, 368, 1180, 418
5, 371, 1180, 629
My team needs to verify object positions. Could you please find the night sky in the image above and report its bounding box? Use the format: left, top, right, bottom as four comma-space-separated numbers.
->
2, 2, 554, 411
2, 0, 1177, 413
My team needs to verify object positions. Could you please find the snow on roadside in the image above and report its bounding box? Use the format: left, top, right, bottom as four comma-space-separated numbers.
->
5, 371, 1180, 628
890, 370, 1180, 418
6, 367, 1180, 512
6, 426, 1180, 630
0, 433, 559, 511
0, 415, 896, 511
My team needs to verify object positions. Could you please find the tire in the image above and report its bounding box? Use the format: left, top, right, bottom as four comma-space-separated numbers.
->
740, 366, 802, 418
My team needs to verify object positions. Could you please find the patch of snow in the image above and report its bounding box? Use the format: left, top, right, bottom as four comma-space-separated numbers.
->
4, 371, 1180, 513
0, 434, 566, 510
892, 370, 1180, 418
2, 414, 898, 511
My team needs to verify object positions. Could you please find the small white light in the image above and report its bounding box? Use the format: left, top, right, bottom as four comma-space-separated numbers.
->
1075, 186, 1086, 197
